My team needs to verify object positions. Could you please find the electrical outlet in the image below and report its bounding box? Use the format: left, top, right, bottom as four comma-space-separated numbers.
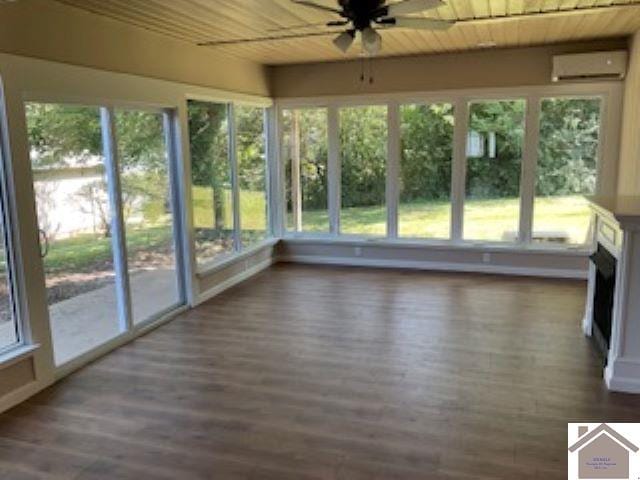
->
354, 246, 363, 257
482, 253, 491, 264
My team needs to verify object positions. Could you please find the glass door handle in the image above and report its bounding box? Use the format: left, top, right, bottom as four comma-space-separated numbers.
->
38, 228, 49, 258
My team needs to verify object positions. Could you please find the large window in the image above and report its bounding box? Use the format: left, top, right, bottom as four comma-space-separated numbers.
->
26, 102, 185, 366
283, 108, 329, 233
399, 103, 454, 239
188, 101, 269, 267
533, 97, 601, 245
280, 88, 612, 251
187, 101, 234, 265
339, 105, 387, 236
236, 105, 268, 248
464, 99, 526, 242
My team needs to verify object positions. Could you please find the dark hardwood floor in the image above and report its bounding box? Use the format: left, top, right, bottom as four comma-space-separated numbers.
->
2, 264, 640, 479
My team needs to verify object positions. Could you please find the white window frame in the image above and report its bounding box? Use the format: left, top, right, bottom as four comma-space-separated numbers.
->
234, 103, 271, 251
0, 81, 25, 357
185, 97, 275, 275
395, 100, 456, 241
275, 82, 622, 253
279, 106, 332, 236
336, 102, 390, 238
529, 93, 607, 246
462, 96, 528, 244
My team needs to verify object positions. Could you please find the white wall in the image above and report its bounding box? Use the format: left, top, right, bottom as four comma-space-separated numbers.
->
278, 239, 589, 279
0, 0, 270, 96
617, 32, 640, 195
269, 39, 627, 98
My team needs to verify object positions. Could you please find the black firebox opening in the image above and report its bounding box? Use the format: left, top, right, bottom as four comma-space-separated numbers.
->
590, 243, 617, 356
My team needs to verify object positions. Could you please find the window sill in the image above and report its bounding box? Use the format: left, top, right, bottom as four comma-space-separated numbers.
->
0, 344, 40, 370
282, 234, 591, 256
196, 237, 280, 277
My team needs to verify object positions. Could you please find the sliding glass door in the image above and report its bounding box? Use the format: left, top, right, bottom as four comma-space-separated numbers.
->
26, 103, 185, 366
26, 103, 121, 365
115, 109, 182, 324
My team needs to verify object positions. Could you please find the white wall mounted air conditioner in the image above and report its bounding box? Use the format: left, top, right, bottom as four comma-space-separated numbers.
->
552, 51, 628, 82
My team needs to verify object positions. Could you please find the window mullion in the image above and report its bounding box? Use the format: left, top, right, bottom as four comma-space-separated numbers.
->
163, 110, 187, 305
327, 105, 340, 236
267, 106, 283, 238
596, 94, 613, 196
290, 110, 302, 232
387, 101, 400, 239
451, 98, 468, 242
519, 95, 541, 245
100, 107, 132, 333
228, 104, 241, 252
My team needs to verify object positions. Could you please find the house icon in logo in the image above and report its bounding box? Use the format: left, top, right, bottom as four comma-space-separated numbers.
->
569, 424, 639, 479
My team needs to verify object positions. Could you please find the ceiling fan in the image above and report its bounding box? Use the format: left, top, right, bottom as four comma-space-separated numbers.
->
294, 0, 454, 55
199, 0, 454, 56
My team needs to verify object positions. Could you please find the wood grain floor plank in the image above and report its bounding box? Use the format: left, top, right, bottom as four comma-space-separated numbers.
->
2, 264, 640, 479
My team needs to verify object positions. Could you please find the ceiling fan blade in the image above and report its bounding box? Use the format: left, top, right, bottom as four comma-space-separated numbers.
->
198, 30, 338, 47
267, 20, 348, 33
386, 0, 444, 16
291, 0, 342, 14
382, 16, 454, 30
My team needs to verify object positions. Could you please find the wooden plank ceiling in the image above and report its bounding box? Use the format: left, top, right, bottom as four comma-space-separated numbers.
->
56, 0, 640, 65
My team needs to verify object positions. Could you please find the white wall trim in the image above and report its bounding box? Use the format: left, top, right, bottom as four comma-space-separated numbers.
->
196, 238, 279, 277
605, 357, 640, 393
0, 344, 39, 370
280, 235, 590, 256
278, 254, 588, 279
196, 257, 275, 305
0, 377, 49, 415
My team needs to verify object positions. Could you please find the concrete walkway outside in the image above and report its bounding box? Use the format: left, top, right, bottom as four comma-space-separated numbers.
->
0, 321, 17, 349
50, 268, 180, 365
0, 269, 181, 363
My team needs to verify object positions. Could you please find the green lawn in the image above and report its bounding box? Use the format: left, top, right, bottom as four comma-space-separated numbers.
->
41, 194, 591, 277
35, 186, 265, 277
192, 186, 267, 231
43, 224, 173, 273
288, 195, 593, 245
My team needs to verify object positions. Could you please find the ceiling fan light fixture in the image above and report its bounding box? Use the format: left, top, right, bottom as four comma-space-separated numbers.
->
333, 30, 355, 53
361, 27, 382, 55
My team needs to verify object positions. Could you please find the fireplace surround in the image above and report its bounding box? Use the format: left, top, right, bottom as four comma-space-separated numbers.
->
584, 196, 640, 392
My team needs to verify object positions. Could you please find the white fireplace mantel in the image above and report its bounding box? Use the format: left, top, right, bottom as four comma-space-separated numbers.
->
585, 196, 640, 393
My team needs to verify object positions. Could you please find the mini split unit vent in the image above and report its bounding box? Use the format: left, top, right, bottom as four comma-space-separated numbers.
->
552, 51, 628, 82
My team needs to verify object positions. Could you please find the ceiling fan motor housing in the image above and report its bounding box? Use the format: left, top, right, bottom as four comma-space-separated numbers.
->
339, 0, 387, 31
